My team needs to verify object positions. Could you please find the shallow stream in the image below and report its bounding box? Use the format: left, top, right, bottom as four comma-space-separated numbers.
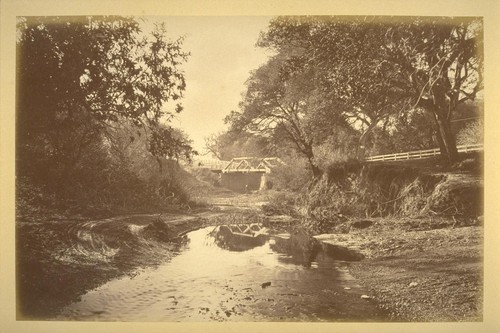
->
57, 224, 387, 322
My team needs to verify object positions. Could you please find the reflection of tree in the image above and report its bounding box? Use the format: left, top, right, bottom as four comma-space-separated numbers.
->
271, 231, 365, 266
270, 231, 322, 268
209, 225, 365, 264
210, 225, 267, 252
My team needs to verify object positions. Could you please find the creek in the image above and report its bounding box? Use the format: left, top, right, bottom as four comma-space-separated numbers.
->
53, 222, 387, 322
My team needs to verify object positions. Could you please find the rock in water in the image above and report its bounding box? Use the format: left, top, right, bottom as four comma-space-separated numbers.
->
361, 295, 371, 299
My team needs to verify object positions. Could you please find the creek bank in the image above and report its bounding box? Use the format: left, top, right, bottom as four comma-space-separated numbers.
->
263, 157, 483, 321
293, 158, 482, 234
314, 217, 482, 321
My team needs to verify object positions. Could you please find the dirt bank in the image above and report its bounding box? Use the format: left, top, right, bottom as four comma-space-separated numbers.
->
315, 217, 482, 321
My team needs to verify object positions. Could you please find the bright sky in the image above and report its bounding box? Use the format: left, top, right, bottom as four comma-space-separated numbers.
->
147, 16, 274, 154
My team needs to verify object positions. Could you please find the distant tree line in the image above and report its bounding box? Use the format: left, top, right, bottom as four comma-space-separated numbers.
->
16, 16, 196, 217
207, 16, 483, 181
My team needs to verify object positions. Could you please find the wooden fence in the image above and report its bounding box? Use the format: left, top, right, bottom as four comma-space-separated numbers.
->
365, 143, 483, 162
195, 159, 228, 170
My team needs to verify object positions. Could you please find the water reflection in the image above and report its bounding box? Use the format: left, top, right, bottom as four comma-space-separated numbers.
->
59, 225, 378, 322
209, 224, 364, 267
210, 224, 267, 252
270, 231, 321, 267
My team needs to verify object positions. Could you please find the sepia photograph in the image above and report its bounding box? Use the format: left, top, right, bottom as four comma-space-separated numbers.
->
1, 0, 499, 332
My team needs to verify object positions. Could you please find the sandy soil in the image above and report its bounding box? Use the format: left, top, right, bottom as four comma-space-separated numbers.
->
315, 218, 482, 321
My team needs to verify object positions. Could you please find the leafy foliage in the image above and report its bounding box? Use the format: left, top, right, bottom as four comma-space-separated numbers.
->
270, 153, 313, 191
204, 130, 271, 160
224, 55, 327, 177
16, 16, 197, 217
256, 16, 483, 163
457, 120, 483, 146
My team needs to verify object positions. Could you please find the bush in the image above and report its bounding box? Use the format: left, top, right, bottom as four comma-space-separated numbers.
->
297, 162, 447, 232
313, 133, 358, 170
271, 155, 312, 192
457, 120, 483, 146
261, 192, 299, 216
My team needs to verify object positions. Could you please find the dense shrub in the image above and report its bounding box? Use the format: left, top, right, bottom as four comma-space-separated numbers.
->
457, 120, 483, 146
270, 156, 313, 192
296, 161, 461, 233
261, 191, 299, 216
16, 155, 197, 220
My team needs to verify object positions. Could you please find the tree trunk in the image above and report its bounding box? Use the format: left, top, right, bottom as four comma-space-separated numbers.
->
435, 113, 459, 164
156, 157, 163, 173
434, 123, 447, 155
309, 159, 322, 179
303, 144, 322, 179
357, 120, 379, 160
422, 99, 460, 165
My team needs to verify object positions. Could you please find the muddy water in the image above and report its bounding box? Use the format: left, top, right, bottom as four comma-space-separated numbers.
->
59, 226, 387, 322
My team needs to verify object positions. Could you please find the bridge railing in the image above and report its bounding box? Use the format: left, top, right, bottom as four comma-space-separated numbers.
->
365, 143, 483, 162
195, 160, 229, 170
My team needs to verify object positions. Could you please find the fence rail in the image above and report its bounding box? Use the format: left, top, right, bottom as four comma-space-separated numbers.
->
195, 160, 229, 170
365, 143, 483, 162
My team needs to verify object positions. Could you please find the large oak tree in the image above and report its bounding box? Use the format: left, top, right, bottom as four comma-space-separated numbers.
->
258, 16, 483, 163
16, 16, 193, 183
228, 55, 326, 178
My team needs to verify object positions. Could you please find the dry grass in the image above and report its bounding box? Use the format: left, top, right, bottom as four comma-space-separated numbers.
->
294, 160, 482, 233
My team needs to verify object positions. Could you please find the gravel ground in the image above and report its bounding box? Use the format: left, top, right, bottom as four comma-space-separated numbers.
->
315, 218, 483, 321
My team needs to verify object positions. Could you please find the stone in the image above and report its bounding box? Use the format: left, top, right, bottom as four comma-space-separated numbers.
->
409, 281, 418, 287
361, 295, 371, 299
351, 220, 373, 229
261, 282, 271, 288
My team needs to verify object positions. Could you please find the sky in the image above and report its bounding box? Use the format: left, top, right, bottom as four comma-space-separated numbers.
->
146, 16, 275, 155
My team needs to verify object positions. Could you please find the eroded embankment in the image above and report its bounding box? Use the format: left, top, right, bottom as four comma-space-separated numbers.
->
17, 214, 192, 319
295, 159, 484, 321
295, 160, 482, 234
